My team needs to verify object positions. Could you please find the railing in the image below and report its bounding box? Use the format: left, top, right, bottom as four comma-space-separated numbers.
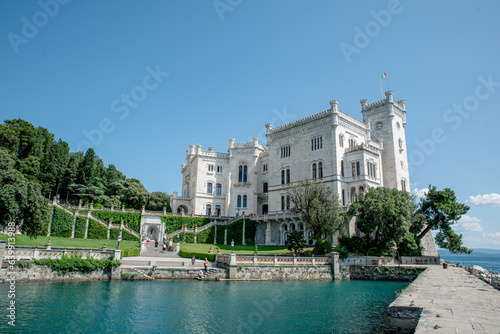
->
2, 246, 118, 261
216, 254, 330, 267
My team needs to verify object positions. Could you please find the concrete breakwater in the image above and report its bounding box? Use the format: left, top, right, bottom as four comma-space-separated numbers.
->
385, 266, 500, 333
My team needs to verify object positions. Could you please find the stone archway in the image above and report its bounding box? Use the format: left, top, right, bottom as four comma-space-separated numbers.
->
147, 225, 160, 241
177, 205, 189, 214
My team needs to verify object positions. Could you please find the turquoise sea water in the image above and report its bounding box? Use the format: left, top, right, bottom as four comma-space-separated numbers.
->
0, 280, 407, 334
438, 250, 500, 272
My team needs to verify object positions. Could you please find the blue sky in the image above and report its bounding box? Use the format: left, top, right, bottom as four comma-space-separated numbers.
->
1, 1, 499, 249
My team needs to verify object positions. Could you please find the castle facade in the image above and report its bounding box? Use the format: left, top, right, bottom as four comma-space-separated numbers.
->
171, 91, 410, 244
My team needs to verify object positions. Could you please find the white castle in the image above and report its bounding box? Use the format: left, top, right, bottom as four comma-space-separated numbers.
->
171, 91, 411, 246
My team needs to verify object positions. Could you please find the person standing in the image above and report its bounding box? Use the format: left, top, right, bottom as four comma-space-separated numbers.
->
191, 255, 196, 269
204, 258, 208, 274
155, 239, 159, 251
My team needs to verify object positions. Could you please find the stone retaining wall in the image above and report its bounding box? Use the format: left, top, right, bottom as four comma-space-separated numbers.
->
349, 265, 426, 281
228, 265, 333, 280
0, 264, 120, 282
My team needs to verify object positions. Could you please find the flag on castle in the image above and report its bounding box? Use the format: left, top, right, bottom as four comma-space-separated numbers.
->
381, 72, 387, 79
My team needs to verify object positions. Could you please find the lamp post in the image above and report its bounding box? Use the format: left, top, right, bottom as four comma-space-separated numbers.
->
231, 239, 234, 253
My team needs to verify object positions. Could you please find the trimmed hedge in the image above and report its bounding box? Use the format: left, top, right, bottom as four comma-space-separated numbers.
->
74, 216, 87, 239
179, 249, 215, 262
121, 229, 140, 241
109, 228, 139, 242
92, 211, 141, 233
87, 219, 108, 239
121, 248, 141, 258
50, 207, 74, 237
161, 216, 211, 234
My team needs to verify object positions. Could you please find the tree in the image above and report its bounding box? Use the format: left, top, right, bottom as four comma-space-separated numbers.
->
121, 178, 150, 209
348, 187, 415, 254
147, 191, 171, 211
288, 179, 343, 239
416, 185, 471, 254
0, 148, 49, 238
287, 230, 306, 255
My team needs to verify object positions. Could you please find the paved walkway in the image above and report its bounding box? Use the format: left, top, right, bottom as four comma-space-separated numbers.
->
388, 265, 500, 333
121, 244, 213, 269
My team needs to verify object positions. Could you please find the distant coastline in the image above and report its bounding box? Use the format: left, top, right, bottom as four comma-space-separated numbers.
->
438, 248, 500, 272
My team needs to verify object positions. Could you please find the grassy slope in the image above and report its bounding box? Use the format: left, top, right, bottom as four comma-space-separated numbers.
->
0, 235, 139, 250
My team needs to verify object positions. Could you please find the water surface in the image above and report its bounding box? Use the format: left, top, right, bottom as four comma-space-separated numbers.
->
0, 280, 407, 333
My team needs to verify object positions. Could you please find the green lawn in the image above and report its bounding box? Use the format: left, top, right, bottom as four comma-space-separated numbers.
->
0, 234, 140, 250
179, 243, 313, 255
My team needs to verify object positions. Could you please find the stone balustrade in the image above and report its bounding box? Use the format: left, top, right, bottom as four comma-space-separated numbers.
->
216, 254, 330, 267
3, 245, 119, 261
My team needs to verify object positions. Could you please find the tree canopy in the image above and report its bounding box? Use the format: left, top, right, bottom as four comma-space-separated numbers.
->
348, 187, 415, 253
416, 185, 471, 254
343, 185, 471, 256
288, 179, 343, 239
0, 119, 171, 236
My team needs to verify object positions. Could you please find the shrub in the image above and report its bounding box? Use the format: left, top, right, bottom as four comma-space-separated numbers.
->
34, 254, 120, 274
179, 249, 215, 262
313, 238, 332, 255
334, 244, 350, 259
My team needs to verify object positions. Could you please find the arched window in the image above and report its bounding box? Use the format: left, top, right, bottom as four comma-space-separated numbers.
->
243, 165, 248, 182
281, 170, 285, 185
359, 186, 364, 193
216, 183, 222, 195
312, 163, 317, 179
290, 223, 295, 231
263, 182, 268, 193
237, 195, 242, 208
286, 195, 290, 210
281, 195, 285, 211
286, 169, 290, 184
206, 204, 212, 216
207, 182, 213, 194
342, 189, 346, 206
341, 160, 344, 177
350, 187, 356, 203
243, 195, 247, 207
318, 162, 323, 178
238, 165, 243, 183
339, 134, 344, 148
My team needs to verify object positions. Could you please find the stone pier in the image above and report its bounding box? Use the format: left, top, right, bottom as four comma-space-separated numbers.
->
386, 266, 500, 333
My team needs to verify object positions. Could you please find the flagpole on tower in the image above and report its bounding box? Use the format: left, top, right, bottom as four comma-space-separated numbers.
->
380, 72, 386, 99
380, 76, 383, 99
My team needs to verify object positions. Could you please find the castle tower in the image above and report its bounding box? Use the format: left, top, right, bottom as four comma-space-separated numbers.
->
361, 91, 410, 192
